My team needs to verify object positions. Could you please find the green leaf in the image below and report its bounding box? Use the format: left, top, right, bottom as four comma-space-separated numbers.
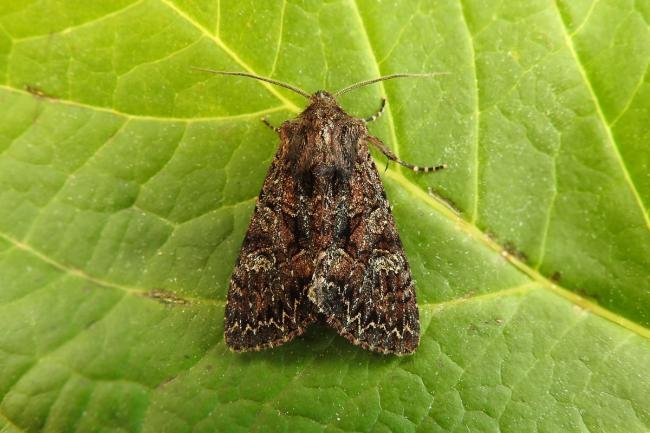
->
0, 0, 648, 432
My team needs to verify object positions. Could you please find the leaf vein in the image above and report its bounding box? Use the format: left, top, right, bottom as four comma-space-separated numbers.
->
157, 0, 301, 112
20, 118, 131, 245
0, 409, 28, 433
347, 0, 403, 165
117, 36, 206, 80
7, 0, 144, 43
610, 67, 648, 127
553, 1, 650, 228
568, 0, 599, 37
0, 85, 288, 122
385, 169, 650, 339
458, 0, 481, 223
421, 281, 538, 311
0, 231, 223, 307
269, 0, 287, 77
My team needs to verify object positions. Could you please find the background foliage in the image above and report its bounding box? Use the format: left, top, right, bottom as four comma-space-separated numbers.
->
0, 0, 648, 432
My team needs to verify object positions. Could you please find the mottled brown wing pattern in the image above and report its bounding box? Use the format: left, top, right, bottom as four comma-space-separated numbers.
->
225, 89, 425, 355
307, 139, 420, 355
224, 151, 317, 351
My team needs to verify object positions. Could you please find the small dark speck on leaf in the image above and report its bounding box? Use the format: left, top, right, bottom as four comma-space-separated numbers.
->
484, 231, 528, 262
550, 271, 562, 283
157, 376, 176, 389
25, 85, 57, 99
463, 289, 477, 299
143, 289, 189, 305
575, 287, 600, 303
502, 241, 528, 262
427, 187, 462, 215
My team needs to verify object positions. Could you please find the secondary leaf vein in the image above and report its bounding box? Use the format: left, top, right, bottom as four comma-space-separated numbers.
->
553, 1, 650, 228
0, 85, 287, 122
157, 0, 301, 112
0, 231, 223, 307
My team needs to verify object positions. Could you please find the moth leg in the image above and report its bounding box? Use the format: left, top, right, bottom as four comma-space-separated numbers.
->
364, 98, 386, 123
261, 116, 280, 133
366, 135, 447, 173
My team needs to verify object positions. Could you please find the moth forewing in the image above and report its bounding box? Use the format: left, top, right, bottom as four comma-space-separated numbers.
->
203, 70, 447, 354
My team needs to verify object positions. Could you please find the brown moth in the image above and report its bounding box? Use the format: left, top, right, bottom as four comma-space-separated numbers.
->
197, 70, 446, 355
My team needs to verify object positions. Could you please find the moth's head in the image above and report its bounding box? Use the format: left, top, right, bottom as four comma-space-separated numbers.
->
310, 90, 337, 105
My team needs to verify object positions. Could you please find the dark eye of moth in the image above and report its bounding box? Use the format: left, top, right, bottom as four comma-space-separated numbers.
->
194, 68, 447, 355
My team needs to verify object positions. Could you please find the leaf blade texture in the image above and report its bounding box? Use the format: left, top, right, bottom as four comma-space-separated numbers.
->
0, 0, 648, 432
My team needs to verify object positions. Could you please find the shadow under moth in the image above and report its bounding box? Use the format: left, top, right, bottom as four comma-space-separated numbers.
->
198, 69, 446, 355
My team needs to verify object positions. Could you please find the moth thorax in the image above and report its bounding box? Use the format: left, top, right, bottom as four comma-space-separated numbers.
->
289, 138, 352, 190
319, 125, 353, 173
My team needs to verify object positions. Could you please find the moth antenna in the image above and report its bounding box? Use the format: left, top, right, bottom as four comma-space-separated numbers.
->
334, 72, 449, 96
191, 67, 311, 99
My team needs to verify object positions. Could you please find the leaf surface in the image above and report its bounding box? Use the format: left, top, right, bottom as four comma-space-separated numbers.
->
0, 0, 648, 432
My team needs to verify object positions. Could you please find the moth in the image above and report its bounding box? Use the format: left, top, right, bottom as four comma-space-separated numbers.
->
197, 69, 446, 355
